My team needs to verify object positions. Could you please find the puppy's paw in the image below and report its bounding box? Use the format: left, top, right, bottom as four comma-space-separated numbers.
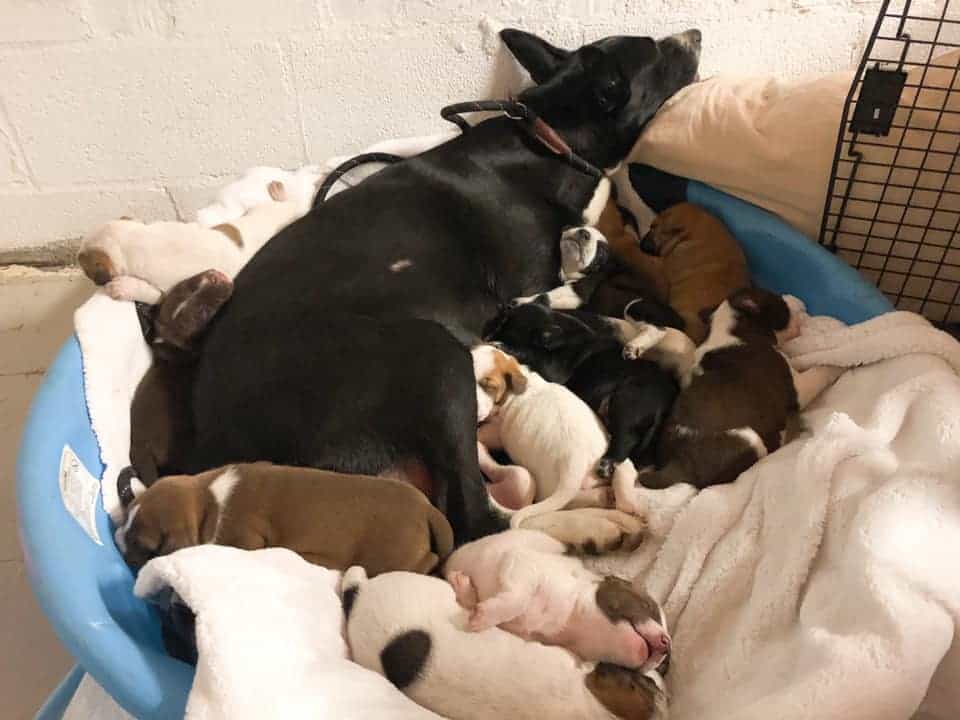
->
267, 180, 287, 202
104, 276, 162, 304
522, 508, 646, 554
623, 324, 666, 360
596, 457, 618, 480
467, 605, 495, 633
447, 571, 478, 610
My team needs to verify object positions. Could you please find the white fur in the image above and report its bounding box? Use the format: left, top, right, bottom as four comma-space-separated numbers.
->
113, 504, 140, 554
80, 195, 306, 304
471, 345, 499, 423
472, 347, 633, 526
208, 466, 241, 542
540, 283, 583, 310
691, 300, 742, 370
559, 225, 606, 282
389, 258, 414, 272
343, 568, 666, 720
196, 165, 321, 226
726, 427, 769, 459
581, 177, 612, 226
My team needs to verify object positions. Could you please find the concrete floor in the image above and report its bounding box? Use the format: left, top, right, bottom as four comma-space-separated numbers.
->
0, 265, 92, 719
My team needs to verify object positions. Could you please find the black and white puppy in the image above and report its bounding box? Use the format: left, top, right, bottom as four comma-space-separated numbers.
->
485, 302, 680, 478
512, 226, 612, 311
623, 287, 842, 502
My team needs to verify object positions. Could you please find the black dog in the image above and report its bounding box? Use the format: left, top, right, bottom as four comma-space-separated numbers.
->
188, 29, 701, 544
486, 302, 681, 478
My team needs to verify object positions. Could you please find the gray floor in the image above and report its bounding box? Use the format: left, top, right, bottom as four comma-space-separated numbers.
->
1, 266, 90, 719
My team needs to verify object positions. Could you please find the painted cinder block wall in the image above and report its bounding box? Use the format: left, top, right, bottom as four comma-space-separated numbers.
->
0, 0, 882, 261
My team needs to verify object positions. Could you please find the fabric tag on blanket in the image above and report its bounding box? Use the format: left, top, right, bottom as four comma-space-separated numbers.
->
59, 444, 103, 546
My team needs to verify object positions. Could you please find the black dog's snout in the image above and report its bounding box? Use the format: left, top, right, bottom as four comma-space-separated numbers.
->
686, 29, 702, 47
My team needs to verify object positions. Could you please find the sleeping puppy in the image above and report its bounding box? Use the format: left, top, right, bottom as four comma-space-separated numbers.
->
195, 165, 321, 226
342, 567, 668, 720
485, 302, 678, 479
608, 202, 750, 343
444, 529, 671, 669
78, 181, 307, 304
620, 288, 842, 503
471, 345, 638, 525
127, 269, 233, 488
114, 462, 453, 575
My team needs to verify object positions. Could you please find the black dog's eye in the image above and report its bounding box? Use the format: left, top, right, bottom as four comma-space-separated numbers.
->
594, 76, 628, 114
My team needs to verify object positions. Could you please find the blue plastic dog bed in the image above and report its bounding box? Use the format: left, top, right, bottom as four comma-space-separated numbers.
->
16, 182, 893, 719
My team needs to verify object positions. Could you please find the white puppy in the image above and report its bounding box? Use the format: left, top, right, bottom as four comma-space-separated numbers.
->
79, 181, 307, 304
471, 345, 638, 526
444, 529, 671, 670
342, 567, 668, 720
196, 165, 321, 226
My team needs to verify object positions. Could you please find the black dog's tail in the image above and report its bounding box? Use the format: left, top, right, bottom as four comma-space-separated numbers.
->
312, 152, 405, 209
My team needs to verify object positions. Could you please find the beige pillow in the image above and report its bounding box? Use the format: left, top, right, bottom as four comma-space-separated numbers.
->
628, 50, 960, 242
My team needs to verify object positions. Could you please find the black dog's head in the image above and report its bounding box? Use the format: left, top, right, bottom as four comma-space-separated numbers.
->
501, 27, 701, 169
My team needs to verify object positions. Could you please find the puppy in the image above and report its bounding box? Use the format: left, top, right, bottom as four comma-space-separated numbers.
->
444, 529, 671, 669
609, 202, 751, 343
114, 463, 453, 575
78, 181, 306, 304
471, 345, 638, 525
486, 303, 678, 479
621, 287, 841, 501
127, 269, 233, 488
342, 567, 668, 720
196, 165, 321, 226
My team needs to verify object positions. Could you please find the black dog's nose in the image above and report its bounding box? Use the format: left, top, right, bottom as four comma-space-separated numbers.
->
576, 228, 591, 243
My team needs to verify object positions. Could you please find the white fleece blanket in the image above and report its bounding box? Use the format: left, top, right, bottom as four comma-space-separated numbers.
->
134, 546, 439, 720
589, 310, 960, 720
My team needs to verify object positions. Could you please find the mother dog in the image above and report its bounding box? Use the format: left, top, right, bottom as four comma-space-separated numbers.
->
188, 28, 701, 544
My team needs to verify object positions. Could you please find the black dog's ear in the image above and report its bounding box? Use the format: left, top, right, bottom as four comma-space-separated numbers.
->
500, 29, 571, 83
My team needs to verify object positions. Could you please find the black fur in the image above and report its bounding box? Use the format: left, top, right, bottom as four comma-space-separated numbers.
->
380, 630, 431, 690
487, 303, 678, 473
188, 29, 700, 544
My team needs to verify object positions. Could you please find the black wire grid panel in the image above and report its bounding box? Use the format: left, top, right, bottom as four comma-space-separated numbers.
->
820, 0, 960, 324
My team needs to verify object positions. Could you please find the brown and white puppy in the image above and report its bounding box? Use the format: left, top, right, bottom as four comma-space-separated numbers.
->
471, 345, 639, 524
444, 529, 671, 670
127, 269, 233, 489
114, 463, 454, 576
611, 202, 751, 343
616, 287, 841, 501
79, 181, 306, 304
342, 567, 668, 720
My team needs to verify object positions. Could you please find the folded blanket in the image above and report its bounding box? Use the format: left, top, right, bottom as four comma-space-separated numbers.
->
591, 311, 960, 720
134, 546, 441, 720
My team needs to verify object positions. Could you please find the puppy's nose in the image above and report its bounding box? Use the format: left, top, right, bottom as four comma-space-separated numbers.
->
576, 228, 591, 243
681, 29, 702, 49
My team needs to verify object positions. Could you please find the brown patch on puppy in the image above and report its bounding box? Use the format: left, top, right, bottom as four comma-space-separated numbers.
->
595, 577, 662, 627
586, 663, 664, 720
77, 247, 117, 286
478, 350, 528, 407
212, 223, 243, 248
267, 180, 286, 202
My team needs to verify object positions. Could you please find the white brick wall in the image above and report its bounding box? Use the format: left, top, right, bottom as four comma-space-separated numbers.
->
0, 0, 882, 258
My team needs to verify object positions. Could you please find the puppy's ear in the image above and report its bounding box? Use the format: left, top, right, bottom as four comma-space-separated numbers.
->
500, 29, 571, 83
730, 291, 760, 315
498, 353, 528, 395
117, 466, 148, 508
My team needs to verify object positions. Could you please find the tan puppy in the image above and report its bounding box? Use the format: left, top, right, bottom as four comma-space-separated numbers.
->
607, 202, 750, 343
114, 463, 454, 576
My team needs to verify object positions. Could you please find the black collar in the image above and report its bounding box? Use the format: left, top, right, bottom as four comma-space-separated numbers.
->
440, 100, 606, 180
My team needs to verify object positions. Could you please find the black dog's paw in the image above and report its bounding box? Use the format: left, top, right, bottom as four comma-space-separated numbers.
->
596, 457, 618, 480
